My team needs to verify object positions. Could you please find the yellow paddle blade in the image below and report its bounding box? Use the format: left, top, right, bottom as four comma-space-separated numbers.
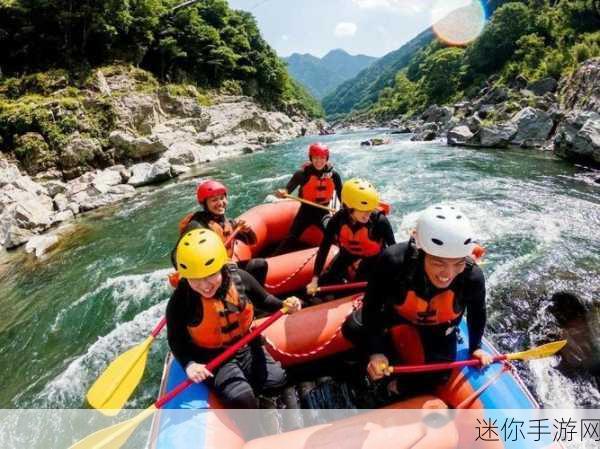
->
68, 406, 156, 449
507, 340, 567, 361
86, 336, 154, 415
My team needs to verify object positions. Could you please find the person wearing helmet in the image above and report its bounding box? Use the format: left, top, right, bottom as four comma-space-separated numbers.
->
306, 179, 395, 297
175, 179, 268, 285
342, 204, 492, 393
273, 143, 343, 254
166, 229, 302, 411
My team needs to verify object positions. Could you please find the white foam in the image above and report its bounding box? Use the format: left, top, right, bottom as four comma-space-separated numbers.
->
35, 302, 166, 408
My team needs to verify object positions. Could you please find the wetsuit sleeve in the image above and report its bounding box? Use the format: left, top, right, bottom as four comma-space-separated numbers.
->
285, 170, 305, 194
376, 213, 396, 247
361, 246, 404, 354
465, 266, 487, 354
332, 171, 343, 202
166, 288, 206, 367
239, 269, 283, 311
313, 212, 340, 278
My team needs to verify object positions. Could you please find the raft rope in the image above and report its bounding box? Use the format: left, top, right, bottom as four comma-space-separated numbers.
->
263, 295, 363, 359
264, 248, 319, 290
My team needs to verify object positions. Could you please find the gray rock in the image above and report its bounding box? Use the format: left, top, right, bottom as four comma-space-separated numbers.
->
43, 180, 67, 197
162, 142, 202, 165
52, 209, 75, 224
510, 107, 554, 147
127, 163, 152, 187
109, 131, 168, 159
93, 168, 123, 187
53, 193, 69, 211
481, 86, 509, 104
421, 105, 454, 123
25, 234, 59, 258
560, 58, 600, 113
148, 159, 173, 183
466, 115, 483, 133
447, 126, 474, 146
60, 135, 102, 170
528, 77, 558, 96
554, 111, 600, 164
480, 123, 518, 148
170, 164, 190, 176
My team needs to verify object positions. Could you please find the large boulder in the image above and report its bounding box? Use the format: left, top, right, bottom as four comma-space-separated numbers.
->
92, 167, 124, 187
161, 142, 203, 165
127, 161, 172, 187
158, 88, 206, 118
527, 77, 558, 96
480, 123, 518, 148
109, 131, 168, 159
112, 93, 163, 135
480, 86, 509, 104
553, 110, 600, 164
25, 234, 59, 258
421, 105, 453, 124
560, 58, 600, 113
447, 126, 474, 146
60, 135, 103, 180
510, 107, 554, 147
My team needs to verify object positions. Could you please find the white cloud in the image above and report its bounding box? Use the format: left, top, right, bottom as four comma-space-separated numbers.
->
281, 34, 289, 41
334, 22, 357, 38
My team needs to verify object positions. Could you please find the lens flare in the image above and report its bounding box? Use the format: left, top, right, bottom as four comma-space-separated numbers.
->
432, 0, 486, 46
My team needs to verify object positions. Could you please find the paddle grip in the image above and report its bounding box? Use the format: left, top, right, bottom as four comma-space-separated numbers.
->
318, 281, 367, 294
154, 309, 286, 409
151, 317, 167, 338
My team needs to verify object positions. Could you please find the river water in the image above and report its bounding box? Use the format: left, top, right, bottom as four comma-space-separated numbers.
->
0, 131, 598, 410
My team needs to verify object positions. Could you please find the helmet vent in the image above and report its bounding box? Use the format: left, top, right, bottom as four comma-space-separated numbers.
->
435, 206, 442, 210
432, 238, 444, 246
199, 239, 207, 244
464, 238, 472, 245
205, 258, 215, 266
436, 215, 446, 219
180, 263, 188, 269
184, 242, 190, 246
456, 215, 462, 219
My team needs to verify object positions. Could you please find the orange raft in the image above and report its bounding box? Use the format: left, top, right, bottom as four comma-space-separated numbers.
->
171, 200, 337, 295
150, 295, 559, 449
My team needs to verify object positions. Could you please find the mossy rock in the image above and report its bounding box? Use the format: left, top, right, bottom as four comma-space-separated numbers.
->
14, 132, 56, 173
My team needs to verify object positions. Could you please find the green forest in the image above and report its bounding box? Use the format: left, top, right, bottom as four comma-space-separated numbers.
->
366, 0, 600, 119
0, 0, 322, 117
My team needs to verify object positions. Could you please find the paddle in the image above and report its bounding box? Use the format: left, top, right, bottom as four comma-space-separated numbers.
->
314, 281, 367, 294
385, 340, 567, 375
71, 308, 288, 449
283, 193, 335, 212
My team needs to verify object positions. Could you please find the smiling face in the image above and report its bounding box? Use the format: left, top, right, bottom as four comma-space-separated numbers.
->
205, 194, 228, 215
423, 253, 467, 289
351, 209, 371, 224
311, 155, 328, 171
188, 271, 223, 298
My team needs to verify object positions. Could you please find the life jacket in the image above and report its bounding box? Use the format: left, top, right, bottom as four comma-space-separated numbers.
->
338, 223, 382, 257
299, 165, 335, 205
391, 238, 472, 327
177, 211, 235, 256
187, 267, 254, 349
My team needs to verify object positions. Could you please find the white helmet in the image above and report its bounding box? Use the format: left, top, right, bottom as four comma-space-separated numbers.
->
415, 204, 476, 258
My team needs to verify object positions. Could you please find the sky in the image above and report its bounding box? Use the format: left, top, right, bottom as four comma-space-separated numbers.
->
227, 0, 478, 58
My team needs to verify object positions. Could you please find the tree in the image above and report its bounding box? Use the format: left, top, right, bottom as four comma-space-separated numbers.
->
419, 47, 465, 104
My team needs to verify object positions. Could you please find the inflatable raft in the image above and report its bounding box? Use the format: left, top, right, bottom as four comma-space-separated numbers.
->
149, 295, 555, 449
171, 200, 337, 295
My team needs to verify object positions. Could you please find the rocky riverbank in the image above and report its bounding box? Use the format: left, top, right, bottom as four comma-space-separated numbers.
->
337, 58, 600, 169
0, 67, 320, 255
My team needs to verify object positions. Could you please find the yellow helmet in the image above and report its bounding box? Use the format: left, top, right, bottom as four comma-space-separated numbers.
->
341, 178, 380, 212
175, 229, 227, 279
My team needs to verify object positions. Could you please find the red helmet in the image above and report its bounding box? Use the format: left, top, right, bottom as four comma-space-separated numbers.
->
196, 180, 227, 204
308, 142, 329, 160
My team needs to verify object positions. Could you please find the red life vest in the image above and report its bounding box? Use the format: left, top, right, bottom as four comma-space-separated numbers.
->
187, 273, 254, 349
394, 290, 462, 326
300, 171, 335, 205
338, 225, 382, 257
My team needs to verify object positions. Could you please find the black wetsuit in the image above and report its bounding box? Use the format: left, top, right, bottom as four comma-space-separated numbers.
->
314, 209, 396, 286
342, 240, 486, 387
274, 164, 343, 255
166, 266, 285, 409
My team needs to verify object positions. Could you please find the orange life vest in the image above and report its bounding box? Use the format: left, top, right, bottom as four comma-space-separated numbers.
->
187, 274, 254, 349
394, 290, 462, 326
300, 174, 335, 205
338, 225, 382, 257
177, 212, 235, 256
